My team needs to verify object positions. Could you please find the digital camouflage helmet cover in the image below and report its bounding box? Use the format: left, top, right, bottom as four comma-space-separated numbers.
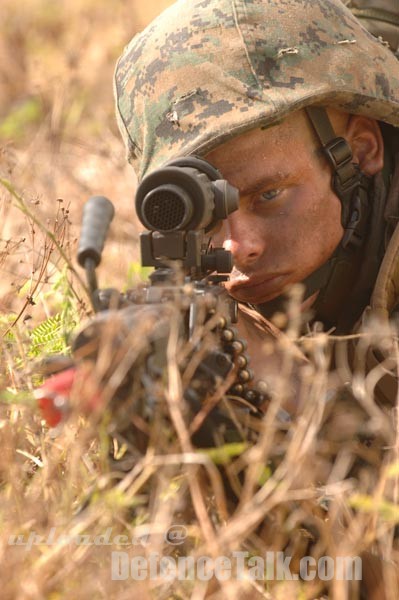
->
114, 0, 399, 181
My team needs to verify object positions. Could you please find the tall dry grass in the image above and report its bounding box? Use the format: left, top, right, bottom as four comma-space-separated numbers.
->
0, 2, 398, 599
0, 0, 174, 314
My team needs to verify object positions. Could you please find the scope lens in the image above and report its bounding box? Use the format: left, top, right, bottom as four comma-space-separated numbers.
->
142, 185, 192, 231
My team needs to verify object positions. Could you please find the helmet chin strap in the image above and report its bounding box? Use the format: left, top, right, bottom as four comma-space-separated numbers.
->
305, 106, 367, 249
256, 106, 372, 330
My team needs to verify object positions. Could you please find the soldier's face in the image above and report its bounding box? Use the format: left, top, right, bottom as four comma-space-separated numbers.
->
205, 110, 344, 305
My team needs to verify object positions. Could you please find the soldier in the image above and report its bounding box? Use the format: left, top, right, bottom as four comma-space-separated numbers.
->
114, 0, 399, 392
113, 0, 399, 596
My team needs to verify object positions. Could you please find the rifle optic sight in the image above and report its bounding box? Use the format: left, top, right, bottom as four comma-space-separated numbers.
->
136, 157, 238, 232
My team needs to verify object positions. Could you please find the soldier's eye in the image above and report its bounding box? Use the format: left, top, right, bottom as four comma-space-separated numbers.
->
260, 189, 281, 202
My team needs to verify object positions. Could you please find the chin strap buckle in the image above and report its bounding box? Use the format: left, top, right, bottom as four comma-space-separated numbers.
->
325, 137, 364, 249
341, 193, 363, 249
305, 106, 367, 249
324, 137, 359, 189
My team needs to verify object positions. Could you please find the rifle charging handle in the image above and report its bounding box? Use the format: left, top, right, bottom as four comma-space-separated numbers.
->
77, 195, 115, 268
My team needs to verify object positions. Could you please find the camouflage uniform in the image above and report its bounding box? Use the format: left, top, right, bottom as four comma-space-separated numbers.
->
114, 0, 399, 377
114, 0, 399, 596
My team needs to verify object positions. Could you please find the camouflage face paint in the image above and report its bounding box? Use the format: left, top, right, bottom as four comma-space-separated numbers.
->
114, 0, 399, 181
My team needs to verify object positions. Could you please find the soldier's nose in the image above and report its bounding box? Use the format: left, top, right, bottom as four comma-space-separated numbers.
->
212, 214, 264, 269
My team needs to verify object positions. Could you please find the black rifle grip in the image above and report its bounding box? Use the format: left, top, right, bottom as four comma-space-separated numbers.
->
77, 196, 115, 267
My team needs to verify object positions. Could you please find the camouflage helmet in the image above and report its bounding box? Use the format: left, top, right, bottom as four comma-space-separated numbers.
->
114, 0, 399, 181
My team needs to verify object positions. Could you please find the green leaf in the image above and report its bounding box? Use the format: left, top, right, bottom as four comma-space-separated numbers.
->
198, 442, 248, 465
349, 493, 399, 523
258, 466, 272, 486
386, 462, 399, 479
0, 98, 43, 140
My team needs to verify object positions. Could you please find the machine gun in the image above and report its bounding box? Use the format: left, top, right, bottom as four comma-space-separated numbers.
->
38, 157, 266, 447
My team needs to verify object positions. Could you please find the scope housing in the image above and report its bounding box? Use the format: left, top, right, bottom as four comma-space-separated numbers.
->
135, 157, 238, 234
135, 157, 239, 274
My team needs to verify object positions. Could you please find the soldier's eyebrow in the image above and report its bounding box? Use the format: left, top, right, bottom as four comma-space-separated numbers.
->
239, 172, 291, 196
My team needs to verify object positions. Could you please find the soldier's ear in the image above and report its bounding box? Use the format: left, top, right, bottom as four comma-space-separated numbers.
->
345, 115, 384, 176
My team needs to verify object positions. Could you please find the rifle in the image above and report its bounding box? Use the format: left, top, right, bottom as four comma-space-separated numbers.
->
37, 157, 267, 448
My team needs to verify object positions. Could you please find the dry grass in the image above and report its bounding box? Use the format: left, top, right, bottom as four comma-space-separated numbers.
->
2, 295, 399, 599
0, 2, 398, 599
0, 0, 174, 314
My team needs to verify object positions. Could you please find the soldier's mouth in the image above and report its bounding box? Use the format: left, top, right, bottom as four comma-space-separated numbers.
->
226, 271, 289, 303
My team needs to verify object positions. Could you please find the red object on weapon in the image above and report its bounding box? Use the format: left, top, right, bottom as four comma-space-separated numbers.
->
36, 364, 105, 427
36, 367, 77, 427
